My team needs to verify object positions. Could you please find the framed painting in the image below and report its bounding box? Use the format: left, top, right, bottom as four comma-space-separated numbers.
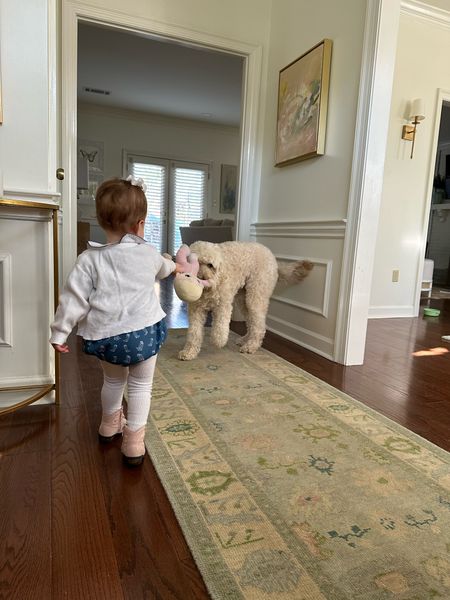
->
77, 139, 104, 175
219, 164, 237, 214
275, 39, 332, 166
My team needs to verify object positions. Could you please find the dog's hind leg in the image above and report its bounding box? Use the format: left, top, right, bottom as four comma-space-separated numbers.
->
232, 290, 249, 346
240, 290, 271, 354
211, 301, 234, 348
179, 306, 208, 360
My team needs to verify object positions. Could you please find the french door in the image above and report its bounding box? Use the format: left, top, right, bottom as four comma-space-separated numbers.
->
127, 154, 209, 254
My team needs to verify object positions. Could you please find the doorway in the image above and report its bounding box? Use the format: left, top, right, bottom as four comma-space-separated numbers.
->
61, 3, 263, 280
75, 22, 243, 255
422, 100, 450, 302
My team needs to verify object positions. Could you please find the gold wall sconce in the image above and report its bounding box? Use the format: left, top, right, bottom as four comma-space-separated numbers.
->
402, 98, 425, 159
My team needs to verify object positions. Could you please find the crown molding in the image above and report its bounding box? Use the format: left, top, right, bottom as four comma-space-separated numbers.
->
401, 0, 450, 29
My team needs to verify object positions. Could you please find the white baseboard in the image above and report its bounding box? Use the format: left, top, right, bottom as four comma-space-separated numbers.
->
0, 392, 54, 408
368, 305, 416, 318
0, 374, 53, 387
0, 375, 55, 407
266, 314, 334, 360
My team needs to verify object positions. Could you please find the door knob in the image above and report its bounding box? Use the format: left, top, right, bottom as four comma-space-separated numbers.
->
56, 168, 65, 181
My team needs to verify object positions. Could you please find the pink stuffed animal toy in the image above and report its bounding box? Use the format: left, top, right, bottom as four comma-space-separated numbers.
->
173, 244, 211, 302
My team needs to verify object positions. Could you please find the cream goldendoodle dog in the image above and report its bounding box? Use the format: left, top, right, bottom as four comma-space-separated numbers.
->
179, 241, 313, 360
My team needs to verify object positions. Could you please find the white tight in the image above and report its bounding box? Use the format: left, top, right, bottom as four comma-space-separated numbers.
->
100, 355, 157, 431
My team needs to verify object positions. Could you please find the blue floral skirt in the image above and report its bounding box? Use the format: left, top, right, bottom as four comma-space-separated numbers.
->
82, 319, 167, 366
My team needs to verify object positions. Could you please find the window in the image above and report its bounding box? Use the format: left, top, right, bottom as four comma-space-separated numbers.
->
170, 162, 208, 253
127, 154, 208, 254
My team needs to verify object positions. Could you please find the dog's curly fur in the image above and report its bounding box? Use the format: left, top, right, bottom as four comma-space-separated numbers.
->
179, 241, 313, 360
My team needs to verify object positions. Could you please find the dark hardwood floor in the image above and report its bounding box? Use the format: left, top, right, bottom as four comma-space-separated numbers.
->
1, 282, 450, 599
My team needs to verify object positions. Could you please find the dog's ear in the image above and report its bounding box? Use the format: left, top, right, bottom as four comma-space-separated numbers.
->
197, 246, 222, 272
202, 258, 219, 270
206, 252, 223, 271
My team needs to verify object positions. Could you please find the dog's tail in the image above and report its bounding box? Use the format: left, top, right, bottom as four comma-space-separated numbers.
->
277, 260, 314, 286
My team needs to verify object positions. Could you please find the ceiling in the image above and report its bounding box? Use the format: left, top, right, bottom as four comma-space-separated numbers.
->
77, 23, 244, 127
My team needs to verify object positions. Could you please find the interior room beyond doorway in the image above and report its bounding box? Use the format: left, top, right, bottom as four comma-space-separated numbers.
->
76, 22, 243, 254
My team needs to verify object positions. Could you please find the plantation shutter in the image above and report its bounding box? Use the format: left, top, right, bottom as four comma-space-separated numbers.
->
127, 156, 168, 253
169, 162, 208, 255
126, 154, 209, 255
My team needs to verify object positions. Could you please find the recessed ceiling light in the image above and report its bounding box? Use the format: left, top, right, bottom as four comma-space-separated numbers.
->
201, 112, 212, 118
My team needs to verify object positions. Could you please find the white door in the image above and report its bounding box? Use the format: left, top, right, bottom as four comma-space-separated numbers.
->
127, 154, 208, 254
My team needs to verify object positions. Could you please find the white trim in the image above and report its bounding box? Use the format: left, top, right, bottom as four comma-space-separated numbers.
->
368, 305, 415, 318
47, 0, 58, 193
0, 209, 54, 222
0, 375, 55, 407
266, 314, 334, 361
334, 0, 401, 365
0, 254, 12, 347
0, 395, 54, 408
62, 1, 262, 279
3, 189, 61, 200
414, 89, 450, 316
0, 374, 54, 387
61, 2, 79, 278
251, 219, 346, 239
272, 254, 332, 318
401, 0, 450, 29
123, 149, 213, 176
235, 45, 263, 242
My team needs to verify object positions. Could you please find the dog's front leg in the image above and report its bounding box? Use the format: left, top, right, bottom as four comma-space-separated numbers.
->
179, 306, 208, 360
211, 302, 234, 348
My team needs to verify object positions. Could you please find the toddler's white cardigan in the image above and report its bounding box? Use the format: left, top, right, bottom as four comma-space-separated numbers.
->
50, 234, 175, 345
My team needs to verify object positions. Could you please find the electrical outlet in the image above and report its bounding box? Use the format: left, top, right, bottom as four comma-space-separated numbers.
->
392, 269, 399, 282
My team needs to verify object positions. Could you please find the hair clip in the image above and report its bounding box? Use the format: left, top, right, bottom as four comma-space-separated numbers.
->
126, 175, 147, 193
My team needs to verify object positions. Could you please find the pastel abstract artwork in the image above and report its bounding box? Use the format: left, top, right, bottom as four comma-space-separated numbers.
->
275, 39, 332, 166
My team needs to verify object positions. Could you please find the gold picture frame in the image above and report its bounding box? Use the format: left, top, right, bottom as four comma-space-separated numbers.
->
275, 39, 332, 167
219, 164, 237, 214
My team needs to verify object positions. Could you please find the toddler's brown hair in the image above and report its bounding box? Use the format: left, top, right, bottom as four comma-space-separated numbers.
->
95, 178, 147, 234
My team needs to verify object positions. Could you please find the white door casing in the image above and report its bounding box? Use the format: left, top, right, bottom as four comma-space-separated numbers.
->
334, 0, 401, 365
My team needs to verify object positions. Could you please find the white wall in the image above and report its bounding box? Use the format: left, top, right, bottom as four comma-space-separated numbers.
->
0, 0, 57, 197
254, 0, 367, 359
80, 0, 272, 48
0, 0, 57, 393
370, 8, 450, 317
77, 103, 240, 221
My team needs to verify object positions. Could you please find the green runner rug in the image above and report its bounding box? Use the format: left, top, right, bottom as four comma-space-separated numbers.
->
146, 330, 450, 599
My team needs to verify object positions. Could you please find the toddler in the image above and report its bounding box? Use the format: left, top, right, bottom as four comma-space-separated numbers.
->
50, 176, 178, 466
